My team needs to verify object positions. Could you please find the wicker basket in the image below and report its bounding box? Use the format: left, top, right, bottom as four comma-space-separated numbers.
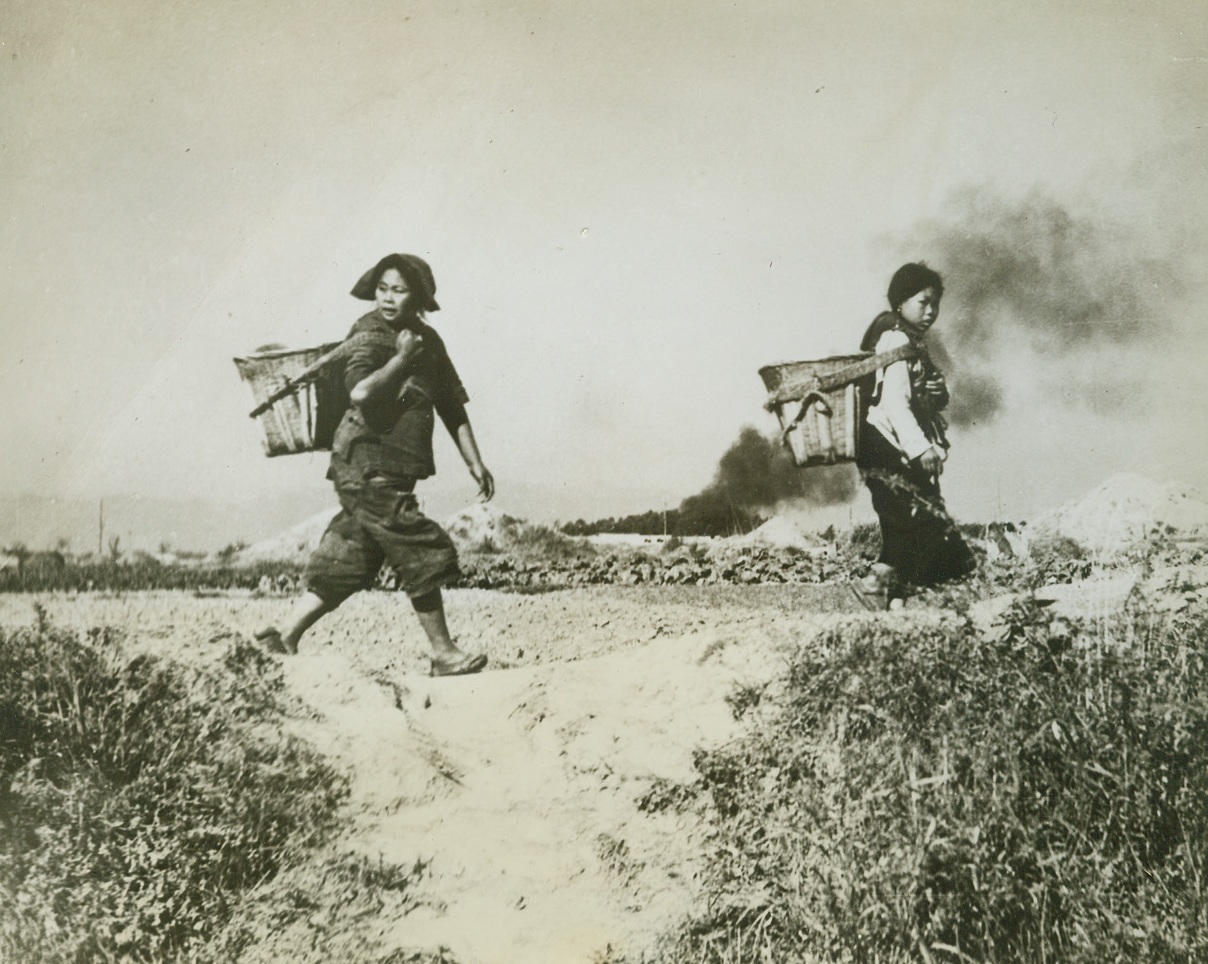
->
758, 353, 874, 467
234, 344, 347, 457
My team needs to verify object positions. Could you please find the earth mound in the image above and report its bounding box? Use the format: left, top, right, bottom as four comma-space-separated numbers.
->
735, 514, 829, 552
1031, 473, 1208, 554
444, 501, 529, 550
233, 507, 338, 564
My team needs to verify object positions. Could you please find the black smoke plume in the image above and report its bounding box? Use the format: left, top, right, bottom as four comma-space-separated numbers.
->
892, 187, 1185, 426
677, 426, 857, 534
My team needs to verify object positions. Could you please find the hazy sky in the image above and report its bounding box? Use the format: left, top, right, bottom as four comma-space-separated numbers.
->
3, 0, 1207, 526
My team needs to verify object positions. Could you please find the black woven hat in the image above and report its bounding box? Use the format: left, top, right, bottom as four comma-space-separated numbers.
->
350, 253, 440, 311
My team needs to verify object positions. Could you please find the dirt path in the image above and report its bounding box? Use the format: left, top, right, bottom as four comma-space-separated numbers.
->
0, 585, 873, 962
283, 628, 806, 962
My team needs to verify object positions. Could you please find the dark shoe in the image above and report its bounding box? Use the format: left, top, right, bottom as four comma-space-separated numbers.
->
254, 627, 292, 655
430, 652, 488, 677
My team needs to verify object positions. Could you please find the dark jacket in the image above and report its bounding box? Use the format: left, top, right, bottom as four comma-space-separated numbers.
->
327, 312, 469, 484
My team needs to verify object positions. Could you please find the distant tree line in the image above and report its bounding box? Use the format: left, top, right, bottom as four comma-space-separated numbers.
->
559, 500, 765, 538
0, 554, 302, 593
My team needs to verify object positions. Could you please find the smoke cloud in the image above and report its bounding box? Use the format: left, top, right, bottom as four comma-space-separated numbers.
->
695, 174, 1204, 528
677, 426, 857, 533
893, 186, 1190, 427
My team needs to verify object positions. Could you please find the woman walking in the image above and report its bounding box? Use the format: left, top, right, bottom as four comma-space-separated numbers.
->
854, 262, 974, 609
257, 253, 494, 675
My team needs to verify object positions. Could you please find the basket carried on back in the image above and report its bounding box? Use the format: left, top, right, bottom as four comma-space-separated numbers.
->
234, 343, 346, 457
758, 344, 916, 467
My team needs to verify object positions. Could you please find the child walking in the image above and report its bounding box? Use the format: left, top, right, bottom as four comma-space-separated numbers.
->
854, 262, 974, 609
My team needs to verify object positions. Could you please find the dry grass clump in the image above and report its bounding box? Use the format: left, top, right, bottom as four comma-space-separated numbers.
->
201, 853, 441, 964
663, 592, 1208, 963
1022, 533, 1093, 584
0, 608, 347, 963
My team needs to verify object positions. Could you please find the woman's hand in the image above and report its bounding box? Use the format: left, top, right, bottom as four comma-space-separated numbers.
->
917, 446, 944, 477
452, 421, 494, 501
472, 465, 495, 502
350, 329, 423, 410
395, 327, 423, 361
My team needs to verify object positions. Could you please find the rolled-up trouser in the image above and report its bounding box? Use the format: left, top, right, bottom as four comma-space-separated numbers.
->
304, 478, 460, 605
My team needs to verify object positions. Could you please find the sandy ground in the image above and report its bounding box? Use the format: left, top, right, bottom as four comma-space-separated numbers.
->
0, 584, 878, 963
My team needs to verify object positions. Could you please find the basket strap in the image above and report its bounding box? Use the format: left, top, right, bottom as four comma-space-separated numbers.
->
764, 343, 918, 407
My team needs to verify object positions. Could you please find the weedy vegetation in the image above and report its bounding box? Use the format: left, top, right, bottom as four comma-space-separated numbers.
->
0, 607, 348, 963
201, 852, 443, 964
658, 560, 1208, 963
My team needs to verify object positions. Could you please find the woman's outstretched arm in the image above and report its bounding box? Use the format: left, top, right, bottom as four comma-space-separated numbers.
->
452, 419, 494, 501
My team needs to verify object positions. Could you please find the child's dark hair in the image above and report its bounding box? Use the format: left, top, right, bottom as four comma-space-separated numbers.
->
887, 262, 944, 310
